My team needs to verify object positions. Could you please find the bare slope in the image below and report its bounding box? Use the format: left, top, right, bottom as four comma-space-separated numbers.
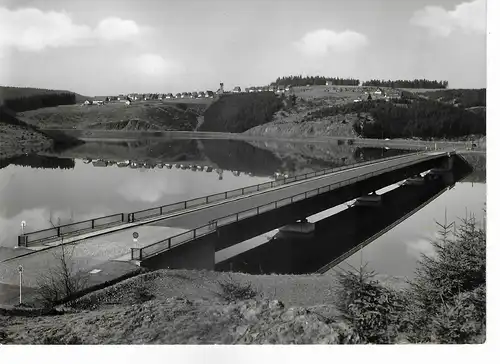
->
18, 101, 202, 131
244, 90, 368, 138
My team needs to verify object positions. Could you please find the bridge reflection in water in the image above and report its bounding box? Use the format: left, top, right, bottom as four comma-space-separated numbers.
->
213, 158, 472, 275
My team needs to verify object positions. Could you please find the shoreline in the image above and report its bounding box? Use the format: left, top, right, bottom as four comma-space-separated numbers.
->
37, 128, 483, 150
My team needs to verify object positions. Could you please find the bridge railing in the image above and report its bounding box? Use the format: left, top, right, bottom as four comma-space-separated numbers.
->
126, 151, 420, 223
18, 213, 125, 247
19, 151, 424, 247
131, 151, 445, 261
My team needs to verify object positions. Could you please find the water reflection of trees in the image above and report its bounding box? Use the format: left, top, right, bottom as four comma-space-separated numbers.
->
9, 155, 75, 170
353, 147, 410, 162
201, 139, 284, 177
79, 140, 415, 182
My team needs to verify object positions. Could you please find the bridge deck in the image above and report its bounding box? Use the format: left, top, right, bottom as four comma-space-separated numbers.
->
150, 151, 446, 231
0, 151, 450, 289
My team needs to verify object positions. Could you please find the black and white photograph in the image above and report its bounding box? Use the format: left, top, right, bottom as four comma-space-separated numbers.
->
0, 0, 494, 356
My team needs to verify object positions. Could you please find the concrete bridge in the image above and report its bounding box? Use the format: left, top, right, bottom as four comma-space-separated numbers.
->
0, 150, 463, 304
15, 151, 454, 259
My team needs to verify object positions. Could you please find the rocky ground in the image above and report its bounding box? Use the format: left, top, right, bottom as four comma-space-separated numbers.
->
0, 123, 53, 160
243, 87, 374, 138
244, 112, 368, 139
0, 269, 365, 344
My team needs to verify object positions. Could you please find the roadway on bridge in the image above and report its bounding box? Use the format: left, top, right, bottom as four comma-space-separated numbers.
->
149, 151, 445, 231
0, 151, 447, 290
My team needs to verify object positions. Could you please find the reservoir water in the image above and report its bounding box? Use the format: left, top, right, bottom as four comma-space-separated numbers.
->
0, 138, 485, 281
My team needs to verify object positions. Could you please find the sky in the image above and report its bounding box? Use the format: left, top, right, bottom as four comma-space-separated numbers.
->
0, 0, 488, 96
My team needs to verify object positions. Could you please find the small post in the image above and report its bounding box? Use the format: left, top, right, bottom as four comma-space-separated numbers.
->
18, 265, 23, 305
133, 232, 139, 250
92, 219, 95, 229
160, 206, 163, 215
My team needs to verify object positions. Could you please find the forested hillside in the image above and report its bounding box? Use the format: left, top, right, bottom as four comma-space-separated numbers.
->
200, 93, 283, 133
305, 99, 485, 139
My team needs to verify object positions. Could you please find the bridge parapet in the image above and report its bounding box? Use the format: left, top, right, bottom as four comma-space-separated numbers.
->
132, 151, 452, 262
19, 151, 430, 247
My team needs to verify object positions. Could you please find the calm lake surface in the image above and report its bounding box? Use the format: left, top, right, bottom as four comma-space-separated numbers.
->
0, 138, 485, 280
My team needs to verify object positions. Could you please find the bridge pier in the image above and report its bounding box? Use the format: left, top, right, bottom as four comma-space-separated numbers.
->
405, 174, 425, 186
354, 193, 382, 207
279, 219, 315, 236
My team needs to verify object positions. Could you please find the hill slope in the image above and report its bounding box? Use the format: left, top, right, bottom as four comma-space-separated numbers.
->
18, 102, 201, 131
0, 106, 83, 160
200, 93, 283, 133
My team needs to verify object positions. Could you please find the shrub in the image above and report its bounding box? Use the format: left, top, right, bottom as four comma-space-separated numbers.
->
217, 276, 259, 302
402, 216, 486, 343
335, 264, 407, 344
132, 284, 155, 303
36, 244, 88, 307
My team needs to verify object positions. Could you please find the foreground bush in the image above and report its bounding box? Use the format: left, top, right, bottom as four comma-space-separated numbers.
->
335, 265, 407, 344
402, 216, 486, 343
337, 216, 486, 344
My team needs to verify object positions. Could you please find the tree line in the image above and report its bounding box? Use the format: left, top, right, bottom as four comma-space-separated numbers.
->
4, 92, 77, 112
271, 75, 360, 87
306, 98, 485, 139
362, 79, 448, 89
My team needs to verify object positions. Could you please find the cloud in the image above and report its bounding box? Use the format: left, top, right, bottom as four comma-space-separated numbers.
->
136, 53, 185, 77
117, 170, 184, 203
410, 0, 486, 37
294, 29, 368, 57
94, 17, 141, 41
0, 7, 143, 52
405, 237, 437, 259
